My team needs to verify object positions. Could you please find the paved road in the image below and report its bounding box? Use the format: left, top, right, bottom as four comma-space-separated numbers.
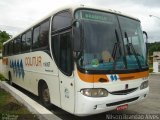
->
13, 74, 160, 120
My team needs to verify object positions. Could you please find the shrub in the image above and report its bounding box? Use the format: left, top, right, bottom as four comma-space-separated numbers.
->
149, 68, 153, 73
0, 73, 5, 81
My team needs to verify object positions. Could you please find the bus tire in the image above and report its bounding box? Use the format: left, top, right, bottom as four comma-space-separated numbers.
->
40, 83, 52, 109
8, 72, 12, 85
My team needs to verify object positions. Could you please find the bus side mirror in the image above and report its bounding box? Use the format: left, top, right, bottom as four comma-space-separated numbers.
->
143, 31, 148, 47
143, 31, 148, 42
143, 31, 148, 60
72, 20, 82, 52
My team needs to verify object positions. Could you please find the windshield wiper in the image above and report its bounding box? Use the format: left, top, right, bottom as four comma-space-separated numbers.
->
112, 30, 127, 69
124, 32, 142, 69
112, 30, 122, 59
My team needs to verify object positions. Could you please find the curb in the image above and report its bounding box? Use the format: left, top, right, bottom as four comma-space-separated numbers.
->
0, 81, 62, 120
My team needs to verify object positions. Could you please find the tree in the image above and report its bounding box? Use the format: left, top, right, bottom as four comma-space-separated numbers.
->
0, 30, 11, 43
0, 30, 11, 51
148, 42, 160, 56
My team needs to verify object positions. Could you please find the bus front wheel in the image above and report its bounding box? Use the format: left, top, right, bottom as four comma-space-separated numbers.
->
40, 83, 52, 109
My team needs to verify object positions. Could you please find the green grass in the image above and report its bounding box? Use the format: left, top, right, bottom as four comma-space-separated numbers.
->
0, 88, 39, 120
149, 63, 153, 73
0, 73, 5, 81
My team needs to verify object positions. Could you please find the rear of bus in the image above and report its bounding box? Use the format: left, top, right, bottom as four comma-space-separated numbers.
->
72, 7, 149, 116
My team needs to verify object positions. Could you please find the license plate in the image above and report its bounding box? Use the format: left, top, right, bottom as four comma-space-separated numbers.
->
116, 104, 128, 111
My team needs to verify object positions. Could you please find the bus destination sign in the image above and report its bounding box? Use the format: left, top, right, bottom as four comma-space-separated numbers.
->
81, 11, 113, 22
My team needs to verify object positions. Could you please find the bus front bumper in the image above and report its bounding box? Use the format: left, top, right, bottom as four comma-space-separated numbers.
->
74, 87, 149, 116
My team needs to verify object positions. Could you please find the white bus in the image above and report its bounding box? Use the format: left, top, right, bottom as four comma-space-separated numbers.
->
2, 5, 149, 116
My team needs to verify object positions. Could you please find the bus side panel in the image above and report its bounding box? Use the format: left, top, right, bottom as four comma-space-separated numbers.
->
74, 67, 94, 114
6, 51, 61, 107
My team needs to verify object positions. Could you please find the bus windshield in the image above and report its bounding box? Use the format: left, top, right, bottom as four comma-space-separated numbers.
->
118, 16, 147, 70
75, 10, 148, 72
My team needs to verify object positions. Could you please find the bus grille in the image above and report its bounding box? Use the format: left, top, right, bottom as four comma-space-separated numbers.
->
106, 97, 139, 107
110, 88, 138, 95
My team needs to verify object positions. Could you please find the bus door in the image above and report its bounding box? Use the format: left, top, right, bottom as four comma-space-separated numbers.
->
52, 31, 75, 113
59, 71, 75, 113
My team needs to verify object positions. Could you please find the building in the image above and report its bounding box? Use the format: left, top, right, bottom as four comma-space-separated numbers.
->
153, 52, 160, 73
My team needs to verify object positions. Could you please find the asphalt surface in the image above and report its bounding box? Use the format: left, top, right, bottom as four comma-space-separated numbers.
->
12, 74, 160, 120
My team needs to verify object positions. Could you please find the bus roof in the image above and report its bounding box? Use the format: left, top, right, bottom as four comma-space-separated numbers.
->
4, 4, 139, 44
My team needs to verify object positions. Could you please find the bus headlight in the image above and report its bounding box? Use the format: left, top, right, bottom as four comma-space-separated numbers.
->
140, 81, 149, 90
80, 88, 108, 97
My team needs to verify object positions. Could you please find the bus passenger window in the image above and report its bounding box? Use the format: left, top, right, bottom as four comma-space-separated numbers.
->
4, 44, 8, 56
17, 36, 21, 53
2, 45, 5, 56
14, 38, 17, 54
40, 20, 49, 48
33, 26, 40, 49
14, 36, 21, 54
21, 34, 26, 52
8, 41, 13, 55
26, 30, 32, 51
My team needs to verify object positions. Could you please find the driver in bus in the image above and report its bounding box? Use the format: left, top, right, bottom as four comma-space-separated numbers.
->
101, 50, 113, 62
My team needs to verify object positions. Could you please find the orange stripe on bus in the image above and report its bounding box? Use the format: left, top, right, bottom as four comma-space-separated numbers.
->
77, 70, 149, 83
119, 71, 149, 81
77, 71, 109, 83
77, 71, 94, 83
94, 75, 109, 83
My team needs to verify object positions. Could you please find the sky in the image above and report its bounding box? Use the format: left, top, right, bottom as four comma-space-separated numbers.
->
0, 0, 160, 43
